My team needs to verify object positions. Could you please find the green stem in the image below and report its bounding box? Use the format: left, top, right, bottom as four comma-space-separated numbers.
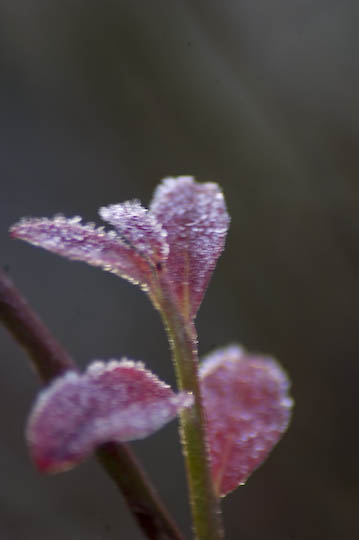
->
157, 288, 224, 540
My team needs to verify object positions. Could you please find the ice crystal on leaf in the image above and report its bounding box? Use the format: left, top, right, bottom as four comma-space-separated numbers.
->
10, 176, 229, 319
10, 214, 160, 290
151, 177, 230, 319
27, 360, 193, 473
11, 178, 293, 496
200, 345, 293, 497
99, 201, 169, 264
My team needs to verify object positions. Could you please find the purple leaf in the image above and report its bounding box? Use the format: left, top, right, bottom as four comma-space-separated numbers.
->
99, 201, 168, 265
200, 345, 293, 497
27, 360, 193, 473
11, 178, 230, 316
10, 216, 156, 288
150, 177, 230, 319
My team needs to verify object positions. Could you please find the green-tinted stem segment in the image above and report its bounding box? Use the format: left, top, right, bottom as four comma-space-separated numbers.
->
156, 282, 224, 540
0, 269, 184, 540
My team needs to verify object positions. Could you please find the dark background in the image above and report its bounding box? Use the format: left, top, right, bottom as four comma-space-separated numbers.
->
1, 1, 358, 539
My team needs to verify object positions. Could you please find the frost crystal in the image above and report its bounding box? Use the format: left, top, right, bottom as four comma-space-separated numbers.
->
10, 217, 151, 286
151, 177, 230, 318
99, 201, 168, 264
11, 176, 229, 319
200, 345, 293, 496
27, 360, 193, 473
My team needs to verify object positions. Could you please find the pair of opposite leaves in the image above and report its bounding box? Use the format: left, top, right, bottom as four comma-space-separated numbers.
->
11, 176, 292, 497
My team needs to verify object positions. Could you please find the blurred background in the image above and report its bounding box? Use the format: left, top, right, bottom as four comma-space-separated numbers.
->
1, 1, 358, 538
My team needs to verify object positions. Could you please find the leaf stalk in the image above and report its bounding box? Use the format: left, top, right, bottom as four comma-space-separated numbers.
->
156, 283, 224, 540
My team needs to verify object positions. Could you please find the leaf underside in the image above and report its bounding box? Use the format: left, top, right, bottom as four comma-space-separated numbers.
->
200, 345, 293, 497
27, 360, 192, 473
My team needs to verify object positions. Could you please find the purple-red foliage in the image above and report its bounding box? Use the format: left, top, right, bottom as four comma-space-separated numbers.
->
150, 177, 229, 318
11, 176, 293, 498
27, 360, 192, 473
200, 345, 293, 496
11, 176, 230, 319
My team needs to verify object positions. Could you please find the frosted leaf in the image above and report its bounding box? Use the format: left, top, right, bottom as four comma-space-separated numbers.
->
27, 359, 193, 473
200, 345, 293, 497
10, 217, 153, 287
150, 177, 230, 319
99, 201, 169, 264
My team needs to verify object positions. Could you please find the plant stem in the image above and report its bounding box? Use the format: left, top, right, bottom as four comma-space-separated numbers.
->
0, 270, 74, 382
0, 269, 184, 540
96, 442, 184, 540
157, 289, 224, 540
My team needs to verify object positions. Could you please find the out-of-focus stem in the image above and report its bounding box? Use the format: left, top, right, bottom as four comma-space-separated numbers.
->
0, 269, 184, 540
96, 442, 184, 540
0, 270, 73, 382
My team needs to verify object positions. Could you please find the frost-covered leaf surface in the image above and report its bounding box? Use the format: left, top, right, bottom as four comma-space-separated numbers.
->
99, 201, 168, 265
200, 345, 293, 497
10, 217, 153, 287
27, 360, 193, 473
11, 177, 229, 315
150, 176, 230, 319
